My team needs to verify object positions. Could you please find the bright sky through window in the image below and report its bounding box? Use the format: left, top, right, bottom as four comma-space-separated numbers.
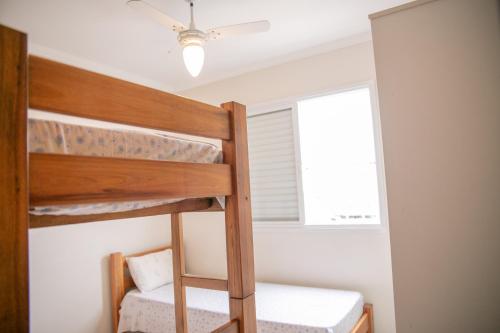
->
298, 88, 381, 225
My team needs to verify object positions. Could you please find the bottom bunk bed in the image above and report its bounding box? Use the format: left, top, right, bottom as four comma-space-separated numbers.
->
110, 247, 374, 333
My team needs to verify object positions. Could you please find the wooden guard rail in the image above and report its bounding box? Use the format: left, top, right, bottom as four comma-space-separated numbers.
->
182, 275, 228, 291
28, 56, 230, 139
29, 153, 232, 206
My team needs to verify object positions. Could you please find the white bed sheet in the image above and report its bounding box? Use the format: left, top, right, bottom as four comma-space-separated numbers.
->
118, 282, 363, 333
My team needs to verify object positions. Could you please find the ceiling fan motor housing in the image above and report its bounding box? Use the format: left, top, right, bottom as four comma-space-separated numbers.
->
178, 29, 207, 47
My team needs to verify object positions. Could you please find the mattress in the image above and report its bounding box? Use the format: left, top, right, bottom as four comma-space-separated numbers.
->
28, 119, 223, 216
118, 282, 364, 333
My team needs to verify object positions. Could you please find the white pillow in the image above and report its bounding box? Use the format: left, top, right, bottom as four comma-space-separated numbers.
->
126, 249, 173, 292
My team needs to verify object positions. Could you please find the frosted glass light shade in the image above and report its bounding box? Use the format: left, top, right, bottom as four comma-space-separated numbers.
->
182, 44, 205, 77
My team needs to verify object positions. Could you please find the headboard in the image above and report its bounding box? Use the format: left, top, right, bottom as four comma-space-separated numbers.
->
109, 246, 171, 333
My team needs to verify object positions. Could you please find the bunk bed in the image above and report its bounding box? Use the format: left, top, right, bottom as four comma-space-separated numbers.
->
1, 24, 374, 333
1, 24, 255, 333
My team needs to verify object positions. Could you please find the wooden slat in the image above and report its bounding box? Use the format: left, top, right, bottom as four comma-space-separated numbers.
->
222, 102, 256, 299
351, 313, 370, 333
350, 304, 374, 333
28, 56, 231, 139
171, 213, 188, 333
29, 153, 232, 206
182, 275, 228, 291
0, 24, 29, 333
211, 320, 239, 333
125, 246, 171, 261
29, 198, 223, 228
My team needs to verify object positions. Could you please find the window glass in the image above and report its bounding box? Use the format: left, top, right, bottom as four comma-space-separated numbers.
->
297, 88, 380, 225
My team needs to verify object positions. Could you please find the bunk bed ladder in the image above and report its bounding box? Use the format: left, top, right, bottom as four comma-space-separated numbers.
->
170, 102, 257, 333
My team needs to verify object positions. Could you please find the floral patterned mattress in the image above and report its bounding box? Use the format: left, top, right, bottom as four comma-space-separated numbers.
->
28, 119, 223, 216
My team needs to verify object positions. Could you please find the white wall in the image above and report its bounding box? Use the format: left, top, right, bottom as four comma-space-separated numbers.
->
29, 216, 170, 333
180, 41, 396, 333
370, 0, 500, 332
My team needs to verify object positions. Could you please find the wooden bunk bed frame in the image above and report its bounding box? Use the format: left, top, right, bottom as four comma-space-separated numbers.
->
1, 24, 256, 333
111, 246, 375, 333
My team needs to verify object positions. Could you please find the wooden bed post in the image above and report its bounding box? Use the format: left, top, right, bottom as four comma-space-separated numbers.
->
171, 213, 188, 333
0, 24, 29, 333
221, 102, 257, 333
110, 253, 125, 333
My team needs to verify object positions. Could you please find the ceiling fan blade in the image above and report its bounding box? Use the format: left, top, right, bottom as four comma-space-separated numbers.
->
127, 0, 186, 33
207, 20, 270, 40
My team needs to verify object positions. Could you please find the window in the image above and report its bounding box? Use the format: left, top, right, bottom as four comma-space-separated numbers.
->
247, 85, 383, 227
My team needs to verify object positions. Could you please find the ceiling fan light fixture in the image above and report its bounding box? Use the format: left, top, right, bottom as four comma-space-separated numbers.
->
178, 29, 206, 77
182, 43, 204, 77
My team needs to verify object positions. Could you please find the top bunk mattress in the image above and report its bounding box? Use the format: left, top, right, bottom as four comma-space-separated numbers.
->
118, 282, 364, 333
28, 118, 223, 216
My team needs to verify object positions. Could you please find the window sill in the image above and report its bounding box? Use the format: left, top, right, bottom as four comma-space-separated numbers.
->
252, 221, 386, 233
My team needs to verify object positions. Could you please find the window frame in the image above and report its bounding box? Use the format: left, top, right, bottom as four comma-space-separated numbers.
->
247, 82, 389, 232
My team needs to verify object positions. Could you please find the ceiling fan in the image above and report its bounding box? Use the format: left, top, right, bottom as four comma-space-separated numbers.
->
127, 0, 271, 77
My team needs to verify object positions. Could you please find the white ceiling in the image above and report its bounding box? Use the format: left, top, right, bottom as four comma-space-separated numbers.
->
0, 0, 410, 91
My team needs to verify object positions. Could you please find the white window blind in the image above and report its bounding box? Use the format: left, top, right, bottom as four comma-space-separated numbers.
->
247, 108, 299, 222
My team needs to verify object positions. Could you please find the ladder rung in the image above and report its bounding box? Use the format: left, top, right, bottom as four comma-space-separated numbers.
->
211, 319, 239, 333
182, 274, 228, 291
